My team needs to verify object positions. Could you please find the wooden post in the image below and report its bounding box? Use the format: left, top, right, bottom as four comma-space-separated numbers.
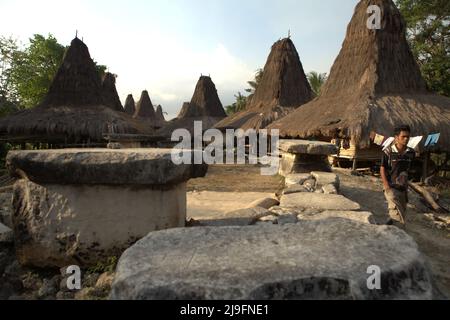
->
352, 157, 357, 171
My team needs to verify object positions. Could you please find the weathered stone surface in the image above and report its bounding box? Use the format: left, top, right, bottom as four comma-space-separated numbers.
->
12, 179, 187, 267
7, 149, 207, 186
0, 222, 13, 243
0, 193, 12, 228
277, 214, 298, 225
247, 197, 280, 210
279, 140, 338, 155
258, 215, 278, 223
198, 207, 270, 227
303, 179, 316, 191
297, 211, 376, 224
285, 174, 312, 186
283, 185, 310, 195
280, 193, 361, 211
322, 184, 338, 195
269, 206, 304, 216
311, 171, 340, 190
279, 153, 331, 176
110, 219, 434, 300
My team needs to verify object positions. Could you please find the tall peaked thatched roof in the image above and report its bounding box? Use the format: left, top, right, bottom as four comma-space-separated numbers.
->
157, 76, 226, 136
123, 94, 136, 115
215, 38, 313, 131
268, 0, 450, 150
155, 105, 166, 122
0, 37, 152, 143
134, 90, 156, 119
101, 72, 124, 112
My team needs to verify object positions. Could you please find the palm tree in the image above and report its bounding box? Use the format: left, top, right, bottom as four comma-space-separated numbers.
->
245, 68, 264, 95
307, 71, 328, 97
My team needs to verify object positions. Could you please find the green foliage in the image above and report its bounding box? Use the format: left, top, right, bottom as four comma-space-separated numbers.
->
87, 256, 118, 274
0, 34, 109, 113
9, 34, 65, 108
307, 71, 327, 97
395, 0, 450, 96
225, 69, 263, 115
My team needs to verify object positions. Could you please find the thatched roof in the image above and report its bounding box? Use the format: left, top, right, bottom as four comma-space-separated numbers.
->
123, 94, 136, 115
215, 38, 313, 131
155, 105, 166, 122
101, 72, 124, 112
0, 37, 153, 143
157, 76, 226, 136
134, 90, 156, 119
268, 0, 450, 150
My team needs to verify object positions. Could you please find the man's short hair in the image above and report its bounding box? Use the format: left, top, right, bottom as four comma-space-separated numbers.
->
394, 125, 411, 136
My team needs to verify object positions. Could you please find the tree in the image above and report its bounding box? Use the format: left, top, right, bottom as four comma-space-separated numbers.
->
0, 34, 108, 112
8, 34, 65, 108
245, 68, 264, 95
225, 92, 247, 116
307, 71, 327, 97
395, 0, 450, 96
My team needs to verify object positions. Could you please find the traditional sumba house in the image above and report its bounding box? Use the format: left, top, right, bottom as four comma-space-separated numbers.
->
155, 105, 166, 122
101, 72, 124, 112
123, 94, 136, 116
0, 37, 152, 145
215, 38, 313, 131
268, 0, 450, 162
133, 90, 165, 129
157, 76, 227, 136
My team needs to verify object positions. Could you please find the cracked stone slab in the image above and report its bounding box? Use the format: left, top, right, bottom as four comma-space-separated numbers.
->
110, 219, 434, 300
311, 172, 340, 190
280, 193, 361, 211
283, 185, 310, 195
247, 198, 280, 210
285, 174, 312, 186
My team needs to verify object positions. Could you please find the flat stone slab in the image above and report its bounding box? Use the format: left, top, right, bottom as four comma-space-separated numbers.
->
311, 172, 340, 189
7, 149, 207, 186
110, 219, 434, 300
0, 222, 13, 243
283, 185, 310, 195
280, 193, 361, 211
279, 140, 338, 155
247, 198, 279, 210
297, 211, 376, 224
197, 207, 270, 227
285, 174, 312, 186
187, 191, 274, 219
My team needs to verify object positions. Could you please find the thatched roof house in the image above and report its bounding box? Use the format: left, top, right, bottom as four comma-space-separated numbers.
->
0, 37, 152, 144
215, 38, 313, 131
268, 0, 450, 155
155, 105, 166, 122
123, 94, 136, 116
157, 76, 227, 136
101, 72, 124, 112
134, 90, 156, 119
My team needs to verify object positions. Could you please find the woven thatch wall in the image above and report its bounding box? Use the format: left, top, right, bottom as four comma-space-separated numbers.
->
215, 38, 312, 130
101, 72, 124, 112
268, 0, 450, 151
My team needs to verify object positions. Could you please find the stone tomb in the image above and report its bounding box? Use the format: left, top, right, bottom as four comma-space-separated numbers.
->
278, 140, 338, 176
6, 149, 207, 268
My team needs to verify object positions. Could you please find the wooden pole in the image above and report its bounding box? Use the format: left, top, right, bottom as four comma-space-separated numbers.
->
422, 151, 430, 182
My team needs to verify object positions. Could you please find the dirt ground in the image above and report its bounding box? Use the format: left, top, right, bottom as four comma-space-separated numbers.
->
188, 164, 450, 298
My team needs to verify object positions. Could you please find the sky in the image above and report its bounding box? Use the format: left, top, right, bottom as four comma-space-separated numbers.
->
0, 0, 359, 119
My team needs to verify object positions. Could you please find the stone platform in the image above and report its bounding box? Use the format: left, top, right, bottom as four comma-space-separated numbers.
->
110, 219, 434, 300
6, 149, 207, 268
278, 140, 338, 176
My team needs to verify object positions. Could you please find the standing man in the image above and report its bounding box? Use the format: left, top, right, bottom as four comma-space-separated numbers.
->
380, 125, 416, 226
